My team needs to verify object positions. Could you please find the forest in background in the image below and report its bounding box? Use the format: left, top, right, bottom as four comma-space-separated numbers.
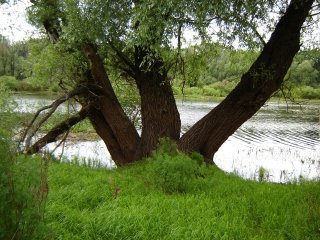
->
0, 34, 319, 100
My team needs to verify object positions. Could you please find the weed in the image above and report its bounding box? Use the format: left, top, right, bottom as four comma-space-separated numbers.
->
0, 134, 49, 239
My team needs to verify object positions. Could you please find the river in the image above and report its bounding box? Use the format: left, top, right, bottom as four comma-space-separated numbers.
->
12, 94, 320, 183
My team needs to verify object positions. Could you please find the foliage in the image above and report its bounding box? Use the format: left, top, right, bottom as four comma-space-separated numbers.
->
145, 138, 205, 193
292, 86, 320, 99
0, 75, 42, 91
1, 37, 319, 100
20, 38, 83, 92
44, 157, 320, 239
0, 34, 10, 75
289, 51, 320, 87
178, 43, 258, 87
25, 0, 295, 88
0, 35, 29, 79
0, 134, 49, 240
0, 75, 10, 109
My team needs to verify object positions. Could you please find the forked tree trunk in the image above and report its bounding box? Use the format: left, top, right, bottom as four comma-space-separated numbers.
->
28, 0, 314, 167
178, 0, 314, 162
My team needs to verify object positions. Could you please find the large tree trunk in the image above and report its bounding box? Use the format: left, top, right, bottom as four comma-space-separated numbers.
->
135, 70, 181, 158
82, 43, 140, 166
179, 0, 314, 162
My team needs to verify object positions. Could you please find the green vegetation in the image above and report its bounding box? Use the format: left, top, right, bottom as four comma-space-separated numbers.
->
0, 1, 319, 239
0, 133, 49, 240
1, 129, 320, 239
44, 148, 320, 239
1, 34, 319, 100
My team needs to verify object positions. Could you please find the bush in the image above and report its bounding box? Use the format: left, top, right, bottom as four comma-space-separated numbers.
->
0, 75, 43, 92
145, 138, 205, 194
202, 86, 220, 96
182, 86, 203, 96
0, 133, 49, 240
293, 86, 320, 99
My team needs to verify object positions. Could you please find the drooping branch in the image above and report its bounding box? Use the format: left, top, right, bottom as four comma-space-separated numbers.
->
249, 24, 267, 46
26, 104, 92, 154
20, 86, 87, 150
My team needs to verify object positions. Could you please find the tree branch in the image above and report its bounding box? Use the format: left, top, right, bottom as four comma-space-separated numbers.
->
107, 39, 137, 74
26, 104, 92, 154
19, 86, 87, 151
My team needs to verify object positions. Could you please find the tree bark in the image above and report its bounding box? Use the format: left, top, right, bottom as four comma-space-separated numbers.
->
81, 43, 141, 165
135, 70, 181, 158
179, 0, 314, 162
27, 2, 141, 165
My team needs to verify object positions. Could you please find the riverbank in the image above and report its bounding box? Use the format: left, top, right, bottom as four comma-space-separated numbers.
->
1, 129, 320, 239
46, 154, 320, 239
7, 80, 320, 103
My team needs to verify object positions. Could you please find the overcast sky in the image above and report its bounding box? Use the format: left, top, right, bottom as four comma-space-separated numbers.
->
0, 0, 39, 42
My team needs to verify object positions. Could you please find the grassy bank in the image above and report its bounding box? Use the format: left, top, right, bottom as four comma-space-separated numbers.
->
1, 135, 320, 239
2, 75, 319, 102
173, 81, 320, 102
44, 152, 320, 239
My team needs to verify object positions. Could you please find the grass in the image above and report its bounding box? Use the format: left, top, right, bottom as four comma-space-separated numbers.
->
44, 150, 320, 240
0, 133, 49, 240
1, 130, 319, 239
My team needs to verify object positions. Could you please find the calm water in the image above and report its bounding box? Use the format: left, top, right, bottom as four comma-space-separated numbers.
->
12, 95, 320, 182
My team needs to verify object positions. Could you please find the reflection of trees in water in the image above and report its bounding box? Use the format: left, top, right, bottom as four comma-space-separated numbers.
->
303, 129, 319, 139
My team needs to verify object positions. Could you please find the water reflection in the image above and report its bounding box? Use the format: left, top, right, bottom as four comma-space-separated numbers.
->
177, 101, 320, 182
12, 95, 320, 183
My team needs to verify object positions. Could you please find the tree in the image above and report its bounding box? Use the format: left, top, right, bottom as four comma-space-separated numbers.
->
0, 35, 10, 75
21, 0, 317, 166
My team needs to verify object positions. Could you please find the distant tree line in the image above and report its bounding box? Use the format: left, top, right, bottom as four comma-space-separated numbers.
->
0, 35, 319, 93
180, 42, 319, 88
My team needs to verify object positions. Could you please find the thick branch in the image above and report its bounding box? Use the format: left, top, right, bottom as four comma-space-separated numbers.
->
82, 42, 140, 163
30, 0, 61, 43
107, 39, 137, 74
179, 0, 314, 162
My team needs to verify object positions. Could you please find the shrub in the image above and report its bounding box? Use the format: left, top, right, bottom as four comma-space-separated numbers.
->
182, 86, 203, 96
146, 138, 205, 194
293, 86, 320, 99
0, 75, 44, 92
0, 133, 49, 240
202, 86, 220, 96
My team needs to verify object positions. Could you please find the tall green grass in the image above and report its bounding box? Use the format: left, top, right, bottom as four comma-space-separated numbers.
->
0, 132, 49, 240
45, 142, 320, 240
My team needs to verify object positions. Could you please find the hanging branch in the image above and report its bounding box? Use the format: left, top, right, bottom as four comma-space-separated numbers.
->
19, 86, 87, 151
26, 103, 93, 154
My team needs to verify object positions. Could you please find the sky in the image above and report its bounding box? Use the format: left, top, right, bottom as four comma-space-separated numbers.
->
0, 0, 39, 42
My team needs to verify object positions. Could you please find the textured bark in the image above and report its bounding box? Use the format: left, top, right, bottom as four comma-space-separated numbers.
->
28, 3, 141, 164
88, 109, 127, 166
82, 43, 140, 164
135, 70, 181, 158
179, 0, 314, 162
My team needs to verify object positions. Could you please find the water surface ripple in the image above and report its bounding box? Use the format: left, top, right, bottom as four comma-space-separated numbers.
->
12, 95, 320, 182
